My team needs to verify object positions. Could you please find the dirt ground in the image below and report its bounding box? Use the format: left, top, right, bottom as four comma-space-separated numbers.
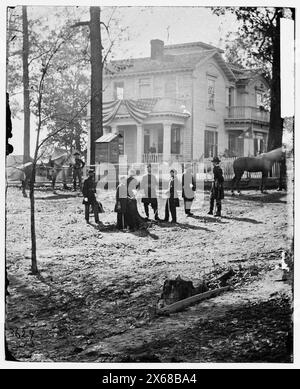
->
5, 184, 293, 363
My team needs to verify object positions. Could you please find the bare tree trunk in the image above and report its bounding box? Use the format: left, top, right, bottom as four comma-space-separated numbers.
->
22, 6, 31, 163
268, 9, 283, 151
89, 6, 103, 165
29, 164, 38, 274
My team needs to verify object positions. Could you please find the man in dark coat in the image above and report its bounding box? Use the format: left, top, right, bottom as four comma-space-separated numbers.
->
164, 169, 180, 223
82, 169, 99, 224
208, 156, 224, 217
140, 164, 159, 221
182, 164, 196, 216
71, 151, 85, 191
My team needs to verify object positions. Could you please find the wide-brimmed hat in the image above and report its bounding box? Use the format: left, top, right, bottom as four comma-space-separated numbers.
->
212, 156, 221, 163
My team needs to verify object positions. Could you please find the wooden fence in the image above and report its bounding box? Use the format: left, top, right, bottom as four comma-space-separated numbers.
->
6, 157, 281, 188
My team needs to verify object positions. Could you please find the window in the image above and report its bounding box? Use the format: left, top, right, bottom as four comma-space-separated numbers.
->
139, 78, 151, 98
256, 92, 263, 107
254, 133, 267, 155
157, 128, 163, 153
227, 87, 234, 107
114, 82, 124, 100
207, 78, 215, 109
228, 133, 244, 157
204, 129, 218, 158
144, 130, 150, 154
171, 126, 181, 155
165, 76, 176, 98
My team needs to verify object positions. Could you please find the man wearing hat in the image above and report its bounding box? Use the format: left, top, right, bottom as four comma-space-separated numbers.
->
208, 156, 224, 217
71, 151, 85, 191
82, 169, 100, 224
164, 169, 180, 223
140, 164, 160, 221
182, 163, 196, 216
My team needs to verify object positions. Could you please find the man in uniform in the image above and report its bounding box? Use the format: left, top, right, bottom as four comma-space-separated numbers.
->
140, 164, 160, 221
182, 163, 196, 216
82, 169, 100, 224
71, 151, 85, 191
208, 156, 224, 217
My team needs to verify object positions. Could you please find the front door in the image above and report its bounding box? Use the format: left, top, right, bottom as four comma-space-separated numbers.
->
144, 130, 150, 154
124, 126, 137, 164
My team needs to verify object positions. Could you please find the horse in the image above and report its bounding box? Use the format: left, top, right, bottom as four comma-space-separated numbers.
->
231, 147, 283, 195
6, 150, 72, 197
46, 152, 73, 194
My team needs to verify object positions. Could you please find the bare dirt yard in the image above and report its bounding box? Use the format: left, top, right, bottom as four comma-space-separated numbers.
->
5, 185, 293, 363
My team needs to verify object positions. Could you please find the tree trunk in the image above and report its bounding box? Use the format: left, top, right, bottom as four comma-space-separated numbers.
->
22, 6, 31, 163
89, 6, 103, 166
29, 163, 38, 274
268, 9, 283, 151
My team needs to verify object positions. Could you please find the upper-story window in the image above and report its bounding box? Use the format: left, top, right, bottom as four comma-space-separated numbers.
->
139, 78, 151, 98
114, 81, 124, 100
256, 92, 263, 107
227, 87, 234, 107
207, 78, 215, 110
165, 76, 176, 98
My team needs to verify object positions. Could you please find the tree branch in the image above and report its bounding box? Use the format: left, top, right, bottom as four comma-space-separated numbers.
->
71, 21, 90, 28
28, 48, 53, 66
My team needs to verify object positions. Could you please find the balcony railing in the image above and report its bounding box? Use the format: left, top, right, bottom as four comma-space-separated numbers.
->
226, 106, 270, 122
143, 153, 164, 163
142, 153, 184, 163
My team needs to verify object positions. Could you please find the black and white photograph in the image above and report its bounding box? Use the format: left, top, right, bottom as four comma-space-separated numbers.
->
2, 1, 297, 369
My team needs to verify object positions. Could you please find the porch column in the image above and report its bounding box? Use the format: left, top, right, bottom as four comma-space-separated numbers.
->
136, 124, 144, 163
163, 122, 172, 162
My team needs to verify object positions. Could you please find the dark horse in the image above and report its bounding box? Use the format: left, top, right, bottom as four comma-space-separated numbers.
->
231, 147, 283, 195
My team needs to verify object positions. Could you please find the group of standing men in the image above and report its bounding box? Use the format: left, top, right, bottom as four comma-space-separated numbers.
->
80, 156, 225, 228
113, 157, 224, 229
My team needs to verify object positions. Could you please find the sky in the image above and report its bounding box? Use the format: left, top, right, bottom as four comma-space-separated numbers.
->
2, 2, 296, 156
5, 5, 238, 156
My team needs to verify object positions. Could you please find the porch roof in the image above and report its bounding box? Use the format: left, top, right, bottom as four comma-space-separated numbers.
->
103, 98, 191, 126
95, 133, 120, 143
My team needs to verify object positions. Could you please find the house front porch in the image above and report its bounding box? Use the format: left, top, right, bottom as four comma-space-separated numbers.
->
224, 106, 269, 157
101, 97, 191, 164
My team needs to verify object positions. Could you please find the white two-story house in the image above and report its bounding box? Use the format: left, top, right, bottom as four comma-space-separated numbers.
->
99, 39, 270, 165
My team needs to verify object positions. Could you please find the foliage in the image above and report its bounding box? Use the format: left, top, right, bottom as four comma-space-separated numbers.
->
212, 7, 282, 79
6, 6, 131, 154
212, 7, 294, 149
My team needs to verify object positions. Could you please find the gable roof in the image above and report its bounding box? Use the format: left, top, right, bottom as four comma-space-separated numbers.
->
105, 50, 213, 76
105, 48, 236, 81
164, 41, 224, 54
227, 64, 269, 85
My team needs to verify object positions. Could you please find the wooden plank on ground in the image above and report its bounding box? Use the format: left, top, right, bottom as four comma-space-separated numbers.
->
158, 286, 231, 315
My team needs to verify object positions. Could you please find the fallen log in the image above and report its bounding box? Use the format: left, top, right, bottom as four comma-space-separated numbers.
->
157, 286, 230, 315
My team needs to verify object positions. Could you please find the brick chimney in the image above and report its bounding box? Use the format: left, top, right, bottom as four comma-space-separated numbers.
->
150, 39, 164, 60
